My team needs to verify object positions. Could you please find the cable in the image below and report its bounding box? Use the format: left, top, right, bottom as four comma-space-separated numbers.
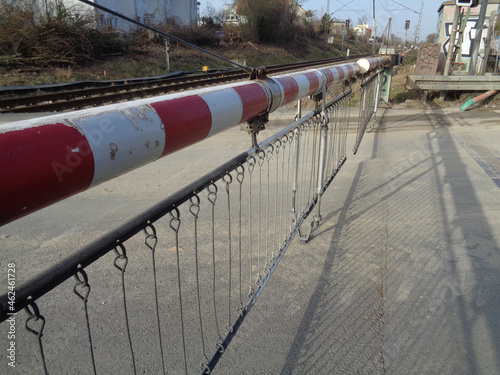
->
77, 0, 253, 73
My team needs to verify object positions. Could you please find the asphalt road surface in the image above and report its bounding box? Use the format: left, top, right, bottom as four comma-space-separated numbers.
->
1, 107, 499, 374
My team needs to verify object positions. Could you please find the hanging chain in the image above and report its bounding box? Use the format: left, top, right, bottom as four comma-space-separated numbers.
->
256, 150, 266, 287
288, 129, 296, 234
299, 122, 309, 216
113, 243, 137, 375
168, 208, 189, 375
273, 139, 282, 261
222, 173, 234, 334
25, 299, 47, 374
247, 157, 256, 301
264, 144, 274, 274
235, 165, 245, 313
207, 183, 224, 349
280, 135, 288, 250
191, 195, 215, 373
188, 195, 211, 372
73, 266, 97, 375
143, 223, 167, 375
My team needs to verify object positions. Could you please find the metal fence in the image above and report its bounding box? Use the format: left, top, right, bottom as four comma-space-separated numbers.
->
0, 71, 381, 374
354, 71, 381, 155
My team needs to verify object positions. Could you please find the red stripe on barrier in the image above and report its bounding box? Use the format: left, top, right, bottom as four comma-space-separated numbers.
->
304, 72, 320, 96
233, 84, 268, 123
336, 67, 345, 81
276, 77, 299, 106
322, 69, 335, 86
346, 65, 353, 77
0, 123, 94, 225
151, 95, 212, 156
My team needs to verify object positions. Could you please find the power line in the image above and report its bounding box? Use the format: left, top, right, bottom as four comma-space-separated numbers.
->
390, 0, 419, 14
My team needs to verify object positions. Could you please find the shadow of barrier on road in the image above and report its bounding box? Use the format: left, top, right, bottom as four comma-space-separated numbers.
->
0, 72, 383, 374
280, 109, 500, 374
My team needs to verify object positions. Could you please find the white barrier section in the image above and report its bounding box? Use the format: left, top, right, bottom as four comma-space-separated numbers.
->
0, 57, 390, 225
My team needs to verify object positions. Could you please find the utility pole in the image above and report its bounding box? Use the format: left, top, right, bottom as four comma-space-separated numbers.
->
414, 0, 425, 46
400, 20, 410, 64
404, 20, 410, 50
382, 18, 393, 50
480, 10, 498, 75
342, 19, 351, 55
372, 0, 376, 53
468, 0, 489, 75
325, 0, 330, 42
165, 38, 171, 73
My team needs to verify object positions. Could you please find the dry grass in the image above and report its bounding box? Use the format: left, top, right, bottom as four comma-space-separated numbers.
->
390, 60, 500, 111
0, 36, 372, 87
0, 3, 373, 87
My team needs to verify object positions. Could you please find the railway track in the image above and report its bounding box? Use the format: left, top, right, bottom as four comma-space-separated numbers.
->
0, 55, 369, 113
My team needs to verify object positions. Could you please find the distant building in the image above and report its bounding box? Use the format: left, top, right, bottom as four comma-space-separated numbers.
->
14, 0, 198, 31
223, 3, 247, 25
353, 24, 369, 36
294, 3, 310, 23
329, 20, 346, 36
436, 0, 500, 74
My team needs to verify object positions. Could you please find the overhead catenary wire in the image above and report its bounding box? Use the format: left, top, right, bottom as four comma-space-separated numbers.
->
390, 0, 419, 13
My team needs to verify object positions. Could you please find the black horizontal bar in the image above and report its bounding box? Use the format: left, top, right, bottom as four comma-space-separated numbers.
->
0, 151, 249, 321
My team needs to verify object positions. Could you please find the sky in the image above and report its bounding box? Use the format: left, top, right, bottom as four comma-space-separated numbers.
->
200, 0, 441, 44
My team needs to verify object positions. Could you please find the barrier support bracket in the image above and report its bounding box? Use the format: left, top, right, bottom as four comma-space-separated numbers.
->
249, 67, 268, 80
241, 113, 269, 150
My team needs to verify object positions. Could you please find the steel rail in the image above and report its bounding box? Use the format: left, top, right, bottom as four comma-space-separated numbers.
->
0, 55, 370, 113
0, 70, 244, 111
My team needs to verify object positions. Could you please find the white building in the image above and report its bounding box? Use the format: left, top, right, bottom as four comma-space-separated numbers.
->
353, 24, 369, 36
223, 3, 246, 25
12, 0, 198, 30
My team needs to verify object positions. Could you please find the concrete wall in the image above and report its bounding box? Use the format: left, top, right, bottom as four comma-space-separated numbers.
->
166, 0, 198, 25
95, 0, 198, 30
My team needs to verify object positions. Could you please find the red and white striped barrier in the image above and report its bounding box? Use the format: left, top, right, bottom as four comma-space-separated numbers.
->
0, 57, 389, 225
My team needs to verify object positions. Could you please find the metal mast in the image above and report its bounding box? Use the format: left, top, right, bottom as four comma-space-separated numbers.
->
414, 0, 425, 46
324, 0, 331, 41
372, 0, 376, 52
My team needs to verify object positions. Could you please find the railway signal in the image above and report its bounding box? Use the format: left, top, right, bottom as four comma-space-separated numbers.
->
456, 0, 479, 7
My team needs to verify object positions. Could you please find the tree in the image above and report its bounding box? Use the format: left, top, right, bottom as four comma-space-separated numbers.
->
319, 12, 332, 36
426, 33, 436, 43
202, 3, 224, 28
238, 0, 301, 43
302, 10, 314, 37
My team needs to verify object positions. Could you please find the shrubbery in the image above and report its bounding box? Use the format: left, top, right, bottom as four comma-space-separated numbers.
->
0, 2, 126, 67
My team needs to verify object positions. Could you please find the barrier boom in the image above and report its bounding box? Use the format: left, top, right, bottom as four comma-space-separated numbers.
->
0, 57, 389, 226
